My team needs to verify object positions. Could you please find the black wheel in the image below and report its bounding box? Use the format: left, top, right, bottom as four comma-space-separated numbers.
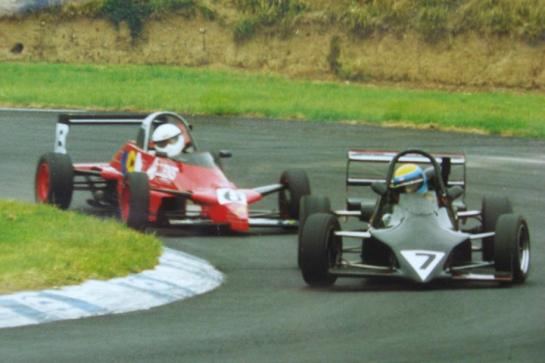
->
279, 169, 311, 219
299, 196, 331, 225
494, 214, 530, 283
300, 213, 341, 286
481, 196, 512, 261
35, 152, 74, 210
298, 195, 331, 267
120, 172, 150, 230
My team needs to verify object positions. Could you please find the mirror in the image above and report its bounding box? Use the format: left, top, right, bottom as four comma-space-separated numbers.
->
371, 182, 387, 196
219, 150, 232, 158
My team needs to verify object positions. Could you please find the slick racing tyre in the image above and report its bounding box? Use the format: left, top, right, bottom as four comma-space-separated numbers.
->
120, 172, 150, 230
300, 213, 341, 287
481, 196, 512, 261
298, 195, 331, 268
279, 169, 311, 219
494, 214, 530, 283
35, 152, 74, 210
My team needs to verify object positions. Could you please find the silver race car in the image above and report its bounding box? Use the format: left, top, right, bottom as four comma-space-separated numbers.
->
298, 149, 530, 286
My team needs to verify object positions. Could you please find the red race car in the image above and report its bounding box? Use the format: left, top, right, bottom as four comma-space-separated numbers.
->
35, 111, 311, 232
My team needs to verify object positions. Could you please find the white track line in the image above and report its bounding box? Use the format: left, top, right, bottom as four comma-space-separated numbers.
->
0, 248, 223, 329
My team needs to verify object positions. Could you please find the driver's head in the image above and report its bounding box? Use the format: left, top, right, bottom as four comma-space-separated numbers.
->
392, 164, 428, 194
152, 123, 185, 158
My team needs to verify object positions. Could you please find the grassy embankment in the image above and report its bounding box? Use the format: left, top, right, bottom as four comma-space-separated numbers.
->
38, 0, 545, 45
1, 62, 545, 138
0, 200, 161, 294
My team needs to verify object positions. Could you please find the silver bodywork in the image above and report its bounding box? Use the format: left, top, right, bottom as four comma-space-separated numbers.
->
330, 149, 507, 283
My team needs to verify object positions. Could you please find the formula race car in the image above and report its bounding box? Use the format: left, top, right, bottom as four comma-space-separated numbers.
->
299, 149, 530, 286
35, 111, 311, 232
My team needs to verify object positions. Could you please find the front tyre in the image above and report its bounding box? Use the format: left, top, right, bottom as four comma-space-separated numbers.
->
494, 214, 530, 283
120, 172, 150, 230
279, 169, 311, 219
35, 152, 74, 209
300, 213, 341, 287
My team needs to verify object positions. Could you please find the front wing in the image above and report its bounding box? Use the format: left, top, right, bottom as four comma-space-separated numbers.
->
330, 230, 513, 283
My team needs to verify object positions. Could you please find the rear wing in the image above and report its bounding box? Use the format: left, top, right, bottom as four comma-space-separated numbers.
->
55, 113, 146, 154
54, 111, 193, 154
346, 149, 466, 190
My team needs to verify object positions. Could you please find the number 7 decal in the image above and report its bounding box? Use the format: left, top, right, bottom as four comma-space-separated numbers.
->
401, 250, 445, 281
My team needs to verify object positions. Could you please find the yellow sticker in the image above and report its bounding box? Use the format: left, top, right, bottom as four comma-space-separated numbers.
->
126, 150, 136, 173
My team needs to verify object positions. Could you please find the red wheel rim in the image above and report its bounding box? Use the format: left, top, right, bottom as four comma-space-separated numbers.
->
36, 162, 50, 203
120, 185, 130, 222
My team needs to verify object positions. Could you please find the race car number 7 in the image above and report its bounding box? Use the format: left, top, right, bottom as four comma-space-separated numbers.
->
401, 250, 445, 281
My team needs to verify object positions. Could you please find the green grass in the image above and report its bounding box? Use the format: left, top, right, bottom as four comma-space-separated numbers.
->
1, 62, 545, 138
0, 200, 162, 294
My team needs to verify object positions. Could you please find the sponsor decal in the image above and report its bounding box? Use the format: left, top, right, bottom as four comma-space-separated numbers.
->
401, 250, 445, 281
121, 150, 142, 175
147, 158, 178, 181
134, 152, 142, 172
120, 151, 129, 175
217, 188, 247, 205
54, 123, 69, 153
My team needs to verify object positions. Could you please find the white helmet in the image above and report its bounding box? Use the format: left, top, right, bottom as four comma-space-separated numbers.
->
152, 124, 185, 158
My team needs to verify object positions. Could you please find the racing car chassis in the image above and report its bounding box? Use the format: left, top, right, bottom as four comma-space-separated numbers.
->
299, 149, 531, 286
35, 111, 311, 232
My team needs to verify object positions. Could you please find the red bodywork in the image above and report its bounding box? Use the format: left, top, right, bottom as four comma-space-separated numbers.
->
38, 112, 296, 232
76, 142, 263, 232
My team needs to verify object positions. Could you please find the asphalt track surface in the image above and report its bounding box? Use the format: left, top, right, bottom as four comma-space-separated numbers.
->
1, 110, 544, 362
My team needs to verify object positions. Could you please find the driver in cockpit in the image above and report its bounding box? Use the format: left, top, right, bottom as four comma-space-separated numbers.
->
382, 163, 432, 227
151, 123, 185, 158
391, 163, 428, 194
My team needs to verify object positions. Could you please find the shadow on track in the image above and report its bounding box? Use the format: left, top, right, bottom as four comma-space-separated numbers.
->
298, 277, 516, 294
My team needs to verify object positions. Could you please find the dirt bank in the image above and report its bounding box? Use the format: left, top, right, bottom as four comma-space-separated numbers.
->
1, 14, 544, 90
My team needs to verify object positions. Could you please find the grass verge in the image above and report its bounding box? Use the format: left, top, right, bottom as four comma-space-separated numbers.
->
1, 62, 544, 138
0, 200, 162, 294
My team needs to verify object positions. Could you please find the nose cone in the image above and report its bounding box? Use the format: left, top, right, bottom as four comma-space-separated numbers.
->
225, 203, 249, 232
399, 250, 446, 283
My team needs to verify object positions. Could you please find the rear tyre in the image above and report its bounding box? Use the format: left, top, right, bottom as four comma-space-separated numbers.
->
120, 172, 150, 230
481, 196, 512, 261
494, 214, 530, 283
300, 213, 341, 286
35, 152, 74, 210
279, 169, 311, 219
298, 196, 331, 267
